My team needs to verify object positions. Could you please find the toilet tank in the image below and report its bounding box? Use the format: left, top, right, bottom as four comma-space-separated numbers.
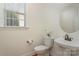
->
44, 35, 53, 47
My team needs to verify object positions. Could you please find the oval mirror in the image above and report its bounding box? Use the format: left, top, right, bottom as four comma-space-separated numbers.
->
60, 3, 79, 33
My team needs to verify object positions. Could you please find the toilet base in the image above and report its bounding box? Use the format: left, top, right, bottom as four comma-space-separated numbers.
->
33, 50, 50, 56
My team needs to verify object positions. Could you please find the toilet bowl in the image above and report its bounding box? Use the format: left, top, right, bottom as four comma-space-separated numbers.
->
34, 35, 53, 55
34, 45, 49, 54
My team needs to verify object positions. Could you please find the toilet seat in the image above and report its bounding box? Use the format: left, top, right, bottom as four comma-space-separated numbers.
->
34, 45, 49, 51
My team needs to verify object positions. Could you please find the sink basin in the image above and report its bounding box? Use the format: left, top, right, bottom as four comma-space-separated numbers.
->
54, 36, 79, 49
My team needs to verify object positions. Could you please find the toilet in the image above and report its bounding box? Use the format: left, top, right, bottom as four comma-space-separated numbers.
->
33, 34, 54, 56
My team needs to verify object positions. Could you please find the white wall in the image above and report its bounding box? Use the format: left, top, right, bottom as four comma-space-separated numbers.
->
0, 3, 45, 56
42, 4, 65, 38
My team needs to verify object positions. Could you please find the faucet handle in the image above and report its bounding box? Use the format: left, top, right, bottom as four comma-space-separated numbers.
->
69, 37, 73, 41
70, 37, 73, 40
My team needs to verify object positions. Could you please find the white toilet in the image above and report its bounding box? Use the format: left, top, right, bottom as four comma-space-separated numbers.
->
34, 34, 54, 56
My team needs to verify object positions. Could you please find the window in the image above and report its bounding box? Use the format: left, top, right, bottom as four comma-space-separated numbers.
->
4, 3, 25, 27
5, 10, 24, 26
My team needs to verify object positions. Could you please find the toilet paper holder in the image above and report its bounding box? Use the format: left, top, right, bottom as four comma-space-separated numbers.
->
26, 40, 33, 44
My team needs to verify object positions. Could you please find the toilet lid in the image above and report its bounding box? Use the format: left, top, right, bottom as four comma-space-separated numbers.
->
34, 45, 49, 51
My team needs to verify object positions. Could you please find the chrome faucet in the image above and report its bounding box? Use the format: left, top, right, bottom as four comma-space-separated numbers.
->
65, 34, 72, 41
